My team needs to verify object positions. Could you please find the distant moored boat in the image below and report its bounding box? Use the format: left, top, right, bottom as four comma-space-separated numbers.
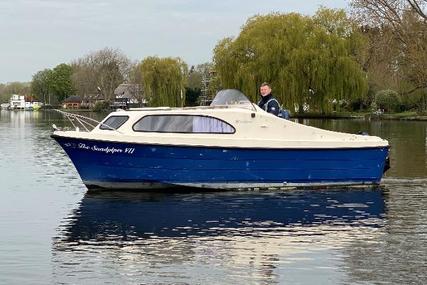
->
1, 103, 10, 110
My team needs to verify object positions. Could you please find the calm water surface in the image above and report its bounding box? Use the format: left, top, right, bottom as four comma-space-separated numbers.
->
0, 110, 426, 284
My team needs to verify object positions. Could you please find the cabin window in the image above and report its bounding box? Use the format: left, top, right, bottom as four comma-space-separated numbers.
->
100, 116, 129, 130
133, 115, 235, 134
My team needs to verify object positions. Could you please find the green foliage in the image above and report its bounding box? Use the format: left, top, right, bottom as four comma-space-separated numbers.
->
0, 82, 31, 102
31, 64, 74, 104
31, 69, 53, 102
213, 8, 368, 113
138, 56, 187, 107
0, 94, 8, 103
50, 64, 75, 102
93, 101, 110, 112
400, 89, 427, 112
185, 87, 201, 106
187, 66, 203, 90
374, 90, 401, 113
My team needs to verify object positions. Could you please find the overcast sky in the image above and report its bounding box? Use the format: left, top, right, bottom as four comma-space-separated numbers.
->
0, 0, 348, 83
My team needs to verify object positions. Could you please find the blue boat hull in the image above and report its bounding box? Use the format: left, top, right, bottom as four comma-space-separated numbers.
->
52, 135, 389, 190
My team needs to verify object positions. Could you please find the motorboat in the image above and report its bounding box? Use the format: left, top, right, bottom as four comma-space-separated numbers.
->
51, 89, 390, 190
1, 103, 10, 110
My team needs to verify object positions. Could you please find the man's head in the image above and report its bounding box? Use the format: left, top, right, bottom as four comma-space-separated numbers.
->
260, 82, 272, 97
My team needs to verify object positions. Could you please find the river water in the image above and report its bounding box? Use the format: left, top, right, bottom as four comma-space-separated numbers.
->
0, 110, 426, 284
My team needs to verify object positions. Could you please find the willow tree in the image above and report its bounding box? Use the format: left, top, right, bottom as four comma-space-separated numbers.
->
138, 56, 188, 107
213, 9, 367, 113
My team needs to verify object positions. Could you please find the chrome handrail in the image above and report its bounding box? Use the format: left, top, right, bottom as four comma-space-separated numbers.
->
54, 109, 100, 132
53, 109, 123, 134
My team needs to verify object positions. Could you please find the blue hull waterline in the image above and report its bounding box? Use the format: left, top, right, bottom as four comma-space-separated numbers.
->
52, 135, 389, 190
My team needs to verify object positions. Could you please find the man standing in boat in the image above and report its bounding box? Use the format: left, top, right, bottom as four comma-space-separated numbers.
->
258, 82, 280, 116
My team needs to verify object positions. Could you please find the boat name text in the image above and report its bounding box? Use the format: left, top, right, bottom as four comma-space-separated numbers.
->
77, 143, 135, 154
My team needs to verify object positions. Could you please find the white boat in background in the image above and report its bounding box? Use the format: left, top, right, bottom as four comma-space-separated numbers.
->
25, 101, 42, 111
1, 103, 10, 110
51, 89, 390, 190
7, 95, 42, 110
9, 95, 25, 109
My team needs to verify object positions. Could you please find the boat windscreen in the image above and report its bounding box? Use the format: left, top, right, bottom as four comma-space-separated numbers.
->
210, 89, 253, 109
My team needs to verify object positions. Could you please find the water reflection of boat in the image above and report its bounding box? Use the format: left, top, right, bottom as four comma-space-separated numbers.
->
52, 189, 386, 284
51, 89, 389, 190
56, 189, 385, 243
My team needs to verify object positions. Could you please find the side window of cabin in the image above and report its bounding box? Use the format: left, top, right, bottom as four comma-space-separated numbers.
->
133, 115, 235, 134
100, 116, 129, 130
192, 116, 235, 133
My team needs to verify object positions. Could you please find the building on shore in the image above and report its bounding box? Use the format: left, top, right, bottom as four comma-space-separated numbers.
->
113, 83, 145, 109
80, 94, 104, 109
63, 96, 82, 109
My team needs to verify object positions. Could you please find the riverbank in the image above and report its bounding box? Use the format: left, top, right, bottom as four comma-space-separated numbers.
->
292, 111, 427, 121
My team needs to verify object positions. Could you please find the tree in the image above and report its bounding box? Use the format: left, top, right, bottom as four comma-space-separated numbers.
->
351, 0, 427, 95
50, 63, 74, 102
213, 9, 368, 113
351, 1, 426, 26
0, 82, 31, 103
128, 61, 145, 105
31, 64, 74, 104
187, 65, 203, 90
31, 69, 53, 103
185, 63, 214, 106
185, 87, 201, 106
137, 56, 188, 107
374, 89, 402, 112
72, 48, 131, 100
189, 63, 218, 104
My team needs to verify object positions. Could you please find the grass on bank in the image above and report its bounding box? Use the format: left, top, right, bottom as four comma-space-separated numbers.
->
292, 111, 427, 121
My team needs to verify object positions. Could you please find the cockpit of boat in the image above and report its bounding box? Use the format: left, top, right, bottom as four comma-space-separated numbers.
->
210, 89, 256, 110
125, 89, 257, 112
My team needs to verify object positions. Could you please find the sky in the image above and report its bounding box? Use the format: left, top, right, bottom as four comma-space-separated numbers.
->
0, 0, 348, 83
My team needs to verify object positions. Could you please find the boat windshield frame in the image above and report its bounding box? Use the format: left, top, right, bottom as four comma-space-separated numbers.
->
210, 89, 257, 111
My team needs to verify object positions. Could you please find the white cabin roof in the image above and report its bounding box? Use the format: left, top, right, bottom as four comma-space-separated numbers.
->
54, 105, 389, 149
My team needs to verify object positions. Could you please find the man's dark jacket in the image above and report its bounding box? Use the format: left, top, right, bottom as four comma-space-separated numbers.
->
258, 94, 280, 116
